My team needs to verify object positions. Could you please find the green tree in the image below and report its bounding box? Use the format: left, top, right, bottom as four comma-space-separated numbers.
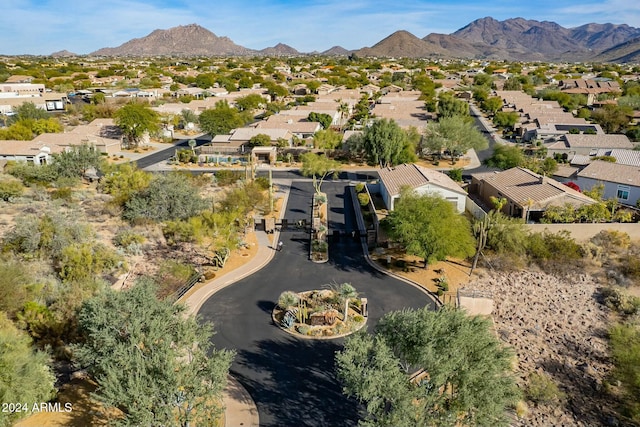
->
313, 129, 343, 150
300, 152, 342, 194
482, 96, 503, 115
51, 143, 103, 178
31, 118, 63, 135
113, 102, 160, 148
180, 109, 198, 128
198, 100, 249, 137
485, 145, 525, 169
384, 189, 475, 268
502, 77, 523, 91
7, 101, 49, 123
436, 92, 469, 118
0, 174, 24, 201
74, 281, 234, 427
0, 121, 33, 140
235, 93, 266, 112
263, 81, 289, 101
590, 104, 633, 134
336, 307, 519, 427
248, 133, 271, 147
423, 116, 488, 164
99, 163, 152, 206
0, 313, 56, 427
308, 112, 333, 129
123, 173, 207, 223
473, 73, 493, 88
493, 111, 519, 129
361, 118, 408, 167
0, 257, 38, 317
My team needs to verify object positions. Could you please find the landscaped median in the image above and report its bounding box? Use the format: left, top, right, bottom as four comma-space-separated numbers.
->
273, 284, 368, 339
309, 192, 329, 263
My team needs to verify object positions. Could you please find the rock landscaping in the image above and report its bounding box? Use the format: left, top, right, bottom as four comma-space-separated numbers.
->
465, 270, 616, 426
274, 285, 367, 339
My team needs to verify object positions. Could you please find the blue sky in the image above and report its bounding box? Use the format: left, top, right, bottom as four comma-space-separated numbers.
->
2, 0, 639, 55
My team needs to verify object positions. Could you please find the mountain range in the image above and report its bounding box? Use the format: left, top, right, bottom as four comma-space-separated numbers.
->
83, 19, 640, 62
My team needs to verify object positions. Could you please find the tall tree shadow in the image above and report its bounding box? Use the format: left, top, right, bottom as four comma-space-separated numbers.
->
234, 336, 361, 427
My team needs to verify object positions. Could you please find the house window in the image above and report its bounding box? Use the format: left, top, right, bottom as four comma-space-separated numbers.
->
617, 185, 630, 201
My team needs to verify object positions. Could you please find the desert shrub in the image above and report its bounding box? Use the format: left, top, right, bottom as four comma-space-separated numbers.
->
0, 257, 40, 317
154, 260, 197, 298
353, 314, 364, 323
31, 186, 50, 201
123, 173, 207, 223
177, 148, 197, 163
114, 229, 145, 248
526, 372, 564, 405
0, 175, 24, 201
311, 240, 328, 252
113, 229, 146, 255
162, 219, 198, 245
0, 313, 56, 427
437, 275, 449, 291
620, 254, 640, 282
485, 213, 528, 258
51, 187, 73, 201
609, 323, 640, 422
613, 209, 634, 223
99, 163, 152, 206
214, 170, 242, 187
591, 230, 631, 252
315, 193, 327, 204
357, 192, 370, 206
4, 161, 57, 185
3, 213, 94, 259
254, 176, 270, 190
278, 291, 300, 309
515, 401, 529, 418
601, 287, 640, 316
220, 182, 267, 217
58, 242, 124, 283
526, 231, 582, 262
297, 325, 311, 335
355, 182, 365, 193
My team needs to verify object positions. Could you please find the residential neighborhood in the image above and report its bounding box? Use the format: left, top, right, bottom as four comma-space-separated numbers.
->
2, 30, 640, 427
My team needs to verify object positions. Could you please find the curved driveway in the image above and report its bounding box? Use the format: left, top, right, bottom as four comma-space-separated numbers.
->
198, 180, 436, 427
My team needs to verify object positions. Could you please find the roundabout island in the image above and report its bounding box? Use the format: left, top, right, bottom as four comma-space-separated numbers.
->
273, 284, 368, 339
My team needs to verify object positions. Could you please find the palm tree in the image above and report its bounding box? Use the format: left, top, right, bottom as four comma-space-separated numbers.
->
335, 99, 350, 127
338, 283, 358, 321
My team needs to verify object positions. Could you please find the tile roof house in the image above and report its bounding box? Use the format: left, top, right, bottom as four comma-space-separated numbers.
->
255, 115, 321, 139
547, 134, 634, 156
592, 149, 640, 167
576, 160, 640, 206
33, 118, 124, 155
0, 140, 65, 165
494, 90, 602, 142
470, 167, 596, 221
378, 163, 467, 213
206, 127, 294, 154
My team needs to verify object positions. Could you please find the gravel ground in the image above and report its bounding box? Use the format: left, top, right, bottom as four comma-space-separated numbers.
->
466, 270, 618, 427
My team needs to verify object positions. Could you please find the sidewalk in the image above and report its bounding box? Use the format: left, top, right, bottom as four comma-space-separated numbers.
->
181, 181, 291, 427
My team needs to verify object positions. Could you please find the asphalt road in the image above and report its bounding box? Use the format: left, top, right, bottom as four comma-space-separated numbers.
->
134, 135, 211, 169
197, 180, 436, 427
